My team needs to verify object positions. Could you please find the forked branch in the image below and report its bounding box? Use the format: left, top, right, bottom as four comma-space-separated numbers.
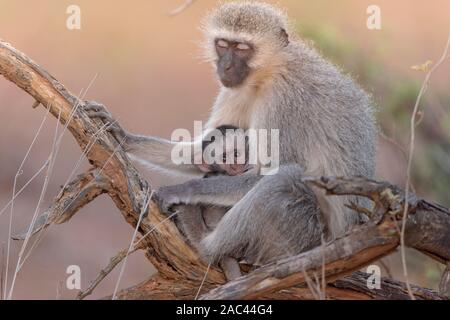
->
0, 40, 449, 300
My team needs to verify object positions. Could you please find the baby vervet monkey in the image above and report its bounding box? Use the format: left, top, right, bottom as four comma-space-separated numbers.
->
196, 124, 253, 176
176, 125, 250, 280
86, 1, 376, 268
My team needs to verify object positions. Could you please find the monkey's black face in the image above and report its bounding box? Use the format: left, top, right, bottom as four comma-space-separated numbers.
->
215, 39, 254, 88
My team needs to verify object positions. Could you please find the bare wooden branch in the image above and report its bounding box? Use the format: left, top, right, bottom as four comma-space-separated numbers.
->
1, 40, 449, 301
200, 219, 399, 300
332, 271, 447, 300
0, 39, 223, 284
305, 176, 450, 262
198, 177, 450, 300
114, 271, 446, 300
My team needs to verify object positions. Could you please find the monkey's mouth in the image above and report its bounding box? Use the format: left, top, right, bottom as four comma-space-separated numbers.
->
220, 77, 238, 88
219, 73, 247, 88
217, 63, 250, 88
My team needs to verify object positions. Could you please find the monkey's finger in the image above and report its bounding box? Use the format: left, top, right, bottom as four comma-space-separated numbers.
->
83, 105, 101, 113
87, 111, 114, 123
159, 200, 175, 216
154, 192, 177, 216
83, 101, 109, 113
106, 124, 125, 134
107, 126, 128, 143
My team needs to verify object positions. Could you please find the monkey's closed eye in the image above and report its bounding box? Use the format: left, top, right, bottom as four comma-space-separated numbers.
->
236, 43, 251, 51
217, 39, 229, 48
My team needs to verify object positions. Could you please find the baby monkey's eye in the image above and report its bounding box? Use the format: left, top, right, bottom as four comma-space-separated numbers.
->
236, 43, 251, 51
217, 39, 229, 48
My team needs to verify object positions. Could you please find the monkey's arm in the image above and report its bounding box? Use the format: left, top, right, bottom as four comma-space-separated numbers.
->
156, 173, 262, 213
125, 135, 203, 178
85, 101, 203, 178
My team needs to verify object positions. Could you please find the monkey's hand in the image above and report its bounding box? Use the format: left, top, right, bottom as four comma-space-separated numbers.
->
83, 101, 129, 145
154, 184, 189, 216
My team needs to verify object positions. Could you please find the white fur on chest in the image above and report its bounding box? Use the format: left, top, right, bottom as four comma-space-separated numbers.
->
206, 87, 265, 129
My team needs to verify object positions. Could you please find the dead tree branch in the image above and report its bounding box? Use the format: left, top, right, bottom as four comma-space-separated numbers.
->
0, 39, 224, 285
201, 216, 398, 299
0, 40, 449, 300
112, 270, 446, 300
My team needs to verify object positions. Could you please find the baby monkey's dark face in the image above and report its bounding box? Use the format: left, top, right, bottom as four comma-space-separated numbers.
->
215, 38, 254, 88
199, 125, 252, 176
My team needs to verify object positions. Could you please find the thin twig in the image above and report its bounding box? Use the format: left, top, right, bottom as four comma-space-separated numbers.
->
56, 280, 64, 300
379, 130, 416, 193
313, 272, 324, 300
379, 258, 393, 279
0, 242, 5, 300
77, 246, 141, 300
169, 0, 197, 16
400, 35, 450, 300
379, 130, 409, 162
112, 189, 153, 300
78, 210, 178, 300
3, 107, 50, 300
6, 108, 61, 300
302, 267, 320, 300
132, 211, 179, 248
98, 135, 127, 175
0, 161, 49, 219
321, 236, 326, 300
439, 263, 450, 296
31, 100, 40, 109
195, 262, 211, 300
380, 130, 416, 193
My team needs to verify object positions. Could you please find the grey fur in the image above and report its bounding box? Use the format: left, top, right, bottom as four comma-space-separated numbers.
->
174, 203, 242, 280
201, 165, 323, 264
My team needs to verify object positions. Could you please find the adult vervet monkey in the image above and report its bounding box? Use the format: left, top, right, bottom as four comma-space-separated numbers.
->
86, 1, 376, 266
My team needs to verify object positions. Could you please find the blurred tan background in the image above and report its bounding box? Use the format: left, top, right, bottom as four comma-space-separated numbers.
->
0, 0, 449, 299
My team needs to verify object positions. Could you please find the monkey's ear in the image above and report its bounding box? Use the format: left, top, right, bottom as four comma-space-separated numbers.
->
280, 28, 290, 47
